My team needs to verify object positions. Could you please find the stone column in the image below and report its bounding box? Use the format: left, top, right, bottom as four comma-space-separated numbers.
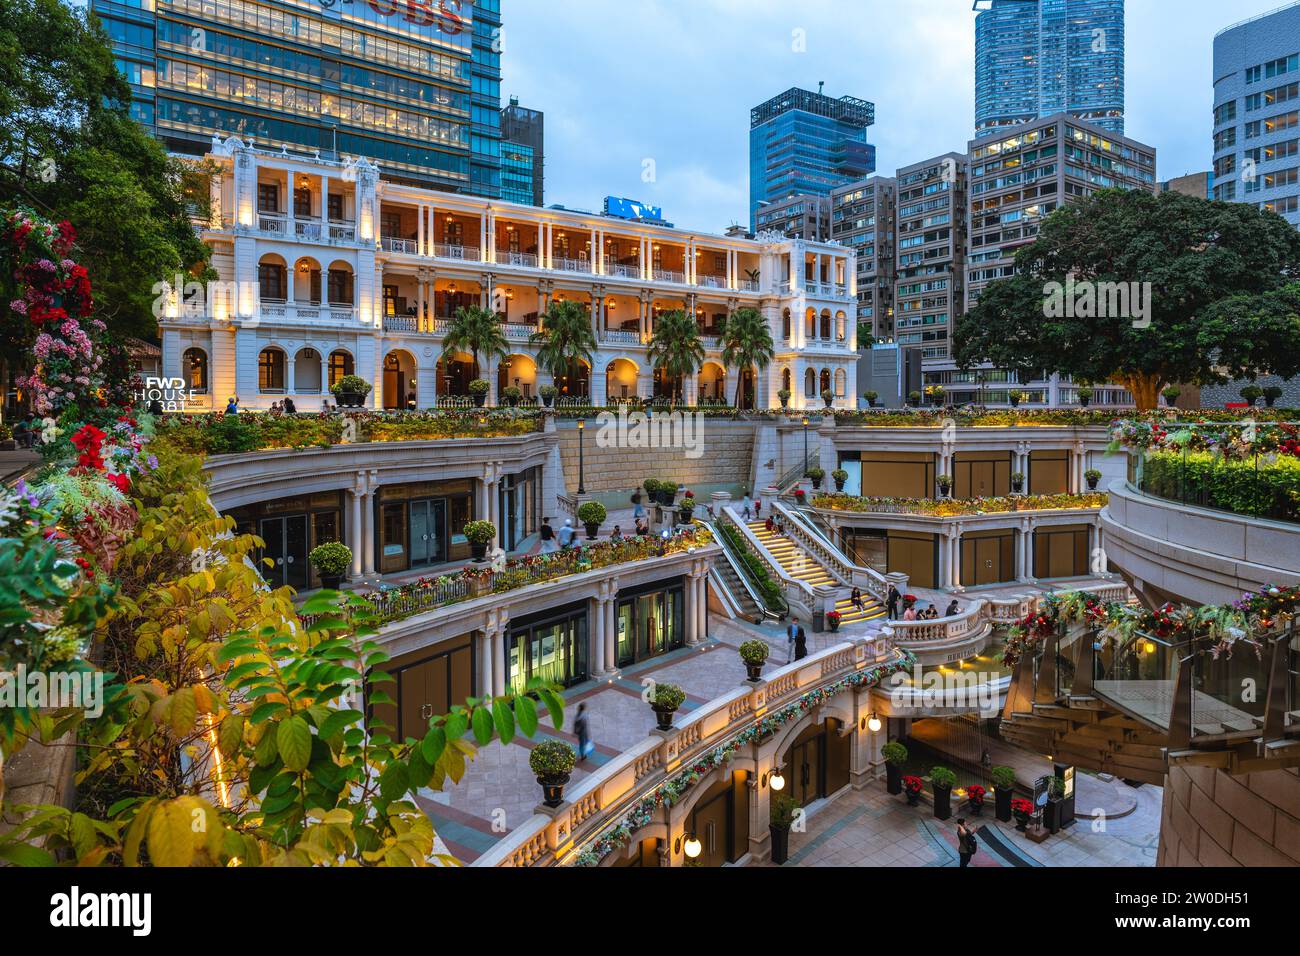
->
605, 589, 618, 674
591, 596, 607, 676
491, 626, 507, 697
949, 526, 962, 591
349, 484, 364, 578
362, 470, 378, 577
478, 630, 495, 697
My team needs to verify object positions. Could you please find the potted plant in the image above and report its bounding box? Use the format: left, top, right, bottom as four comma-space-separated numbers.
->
769, 794, 799, 865
468, 378, 491, 407
793, 488, 807, 503
539, 383, 558, 408
330, 374, 372, 408
925, 384, 945, 407
826, 609, 842, 633
577, 500, 606, 540
992, 765, 1016, 822
930, 766, 957, 820
1264, 385, 1284, 408
901, 774, 924, 807
908, 390, 922, 408
740, 640, 769, 682
0, 423, 14, 451
936, 474, 953, 498
778, 387, 791, 410
807, 467, 825, 491
529, 740, 577, 808
832, 468, 849, 492
863, 390, 879, 408
1044, 775, 1067, 834
1010, 471, 1025, 494
1161, 384, 1182, 407
501, 385, 522, 407
659, 480, 678, 506
1241, 384, 1263, 407
1076, 384, 1093, 408
463, 520, 496, 561
643, 478, 660, 504
679, 491, 696, 524
821, 388, 834, 409
965, 784, 987, 817
1009, 389, 1027, 408
1010, 797, 1035, 831
649, 683, 686, 731
882, 741, 908, 795
308, 541, 352, 590
1085, 468, 1103, 491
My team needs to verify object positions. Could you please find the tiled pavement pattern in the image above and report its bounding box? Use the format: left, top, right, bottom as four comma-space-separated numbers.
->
757, 779, 1161, 868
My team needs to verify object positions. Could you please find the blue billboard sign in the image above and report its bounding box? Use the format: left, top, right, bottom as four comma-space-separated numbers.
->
603, 197, 664, 222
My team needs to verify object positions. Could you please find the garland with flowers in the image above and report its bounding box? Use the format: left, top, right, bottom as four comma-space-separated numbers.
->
1110, 418, 1300, 461
568, 650, 916, 867
1003, 585, 1300, 669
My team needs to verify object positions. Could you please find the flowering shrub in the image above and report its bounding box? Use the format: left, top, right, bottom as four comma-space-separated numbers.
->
1011, 798, 1035, 817
901, 775, 924, 796
1143, 450, 1300, 523
966, 785, 987, 807
812, 492, 1108, 517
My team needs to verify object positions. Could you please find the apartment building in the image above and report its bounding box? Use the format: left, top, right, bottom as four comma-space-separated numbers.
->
832, 177, 897, 344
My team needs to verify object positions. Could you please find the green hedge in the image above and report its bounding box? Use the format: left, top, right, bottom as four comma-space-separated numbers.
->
1144, 451, 1300, 523
718, 523, 786, 612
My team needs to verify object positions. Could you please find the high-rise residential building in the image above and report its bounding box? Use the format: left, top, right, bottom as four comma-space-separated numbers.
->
1161, 171, 1213, 199
941, 113, 1156, 406
755, 193, 831, 241
973, 0, 1126, 140
893, 154, 967, 363
1212, 3, 1300, 227
831, 177, 897, 343
500, 96, 544, 207
749, 87, 876, 230
92, 0, 503, 196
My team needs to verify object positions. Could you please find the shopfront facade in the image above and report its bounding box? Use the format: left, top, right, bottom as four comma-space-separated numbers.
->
228, 491, 345, 591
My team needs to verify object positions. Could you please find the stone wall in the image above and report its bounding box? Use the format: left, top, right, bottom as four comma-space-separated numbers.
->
1158, 765, 1300, 866
556, 420, 756, 496
1199, 375, 1300, 409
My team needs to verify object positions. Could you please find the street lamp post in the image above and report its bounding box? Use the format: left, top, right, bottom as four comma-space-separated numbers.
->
577, 418, 586, 495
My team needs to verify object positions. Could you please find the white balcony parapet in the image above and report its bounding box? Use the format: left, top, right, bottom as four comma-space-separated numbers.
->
555, 256, 592, 273
498, 250, 539, 268
382, 236, 418, 255
653, 268, 686, 284
502, 323, 539, 340
606, 262, 641, 279
329, 221, 357, 241
258, 215, 287, 234
434, 243, 479, 262
739, 278, 761, 292
601, 329, 641, 345
697, 275, 726, 289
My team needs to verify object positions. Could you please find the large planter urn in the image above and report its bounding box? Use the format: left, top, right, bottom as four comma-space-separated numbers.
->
1013, 810, 1030, 832
338, 391, 363, 408
932, 785, 953, 821
584, 522, 601, 540
995, 786, 1013, 823
1045, 798, 1064, 834
744, 662, 765, 682
319, 573, 343, 591
652, 703, 677, 732
886, 764, 902, 795
470, 541, 488, 562
769, 824, 791, 865
538, 773, 570, 808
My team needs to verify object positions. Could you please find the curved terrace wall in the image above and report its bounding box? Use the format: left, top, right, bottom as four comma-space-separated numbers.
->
1101, 479, 1300, 607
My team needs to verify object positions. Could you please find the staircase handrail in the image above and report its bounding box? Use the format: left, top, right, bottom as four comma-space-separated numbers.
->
771, 500, 889, 603
775, 450, 819, 493
719, 506, 821, 619
703, 517, 784, 621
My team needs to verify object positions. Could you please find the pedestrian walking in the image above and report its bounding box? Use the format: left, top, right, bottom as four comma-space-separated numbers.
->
741, 492, 753, 521
785, 620, 798, 663
886, 584, 901, 620
225, 396, 240, 415
957, 818, 978, 868
794, 626, 809, 661
557, 518, 576, 548
851, 587, 864, 613
575, 703, 593, 763
539, 517, 557, 553
754, 497, 762, 518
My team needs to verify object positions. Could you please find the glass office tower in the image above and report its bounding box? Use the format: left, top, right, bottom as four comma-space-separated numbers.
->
749, 87, 876, 231
974, 0, 1125, 139
91, 0, 502, 196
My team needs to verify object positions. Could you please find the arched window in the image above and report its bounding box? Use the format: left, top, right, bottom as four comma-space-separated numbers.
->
782, 309, 792, 341
328, 349, 354, 388
804, 369, 817, 399
820, 311, 831, 340
328, 264, 354, 305
820, 368, 832, 396
258, 258, 286, 300
805, 309, 816, 339
258, 348, 286, 393
295, 348, 322, 394
183, 347, 208, 394
782, 367, 792, 393
834, 368, 847, 398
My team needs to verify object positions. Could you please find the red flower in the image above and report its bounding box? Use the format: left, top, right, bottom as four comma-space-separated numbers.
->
106, 473, 131, 494
966, 785, 986, 804
901, 775, 924, 795
1011, 798, 1035, 816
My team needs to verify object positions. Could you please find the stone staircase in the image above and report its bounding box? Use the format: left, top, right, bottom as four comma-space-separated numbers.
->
747, 521, 885, 626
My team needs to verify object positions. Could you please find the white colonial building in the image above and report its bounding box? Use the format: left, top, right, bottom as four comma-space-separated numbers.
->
162, 136, 860, 413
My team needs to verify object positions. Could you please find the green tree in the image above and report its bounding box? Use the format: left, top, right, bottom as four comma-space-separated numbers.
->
720, 306, 775, 409
647, 309, 705, 403
0, 0, 212, 361
530, 300, 597, 395
439, 304, 508, 377
954, 189, 1300, 411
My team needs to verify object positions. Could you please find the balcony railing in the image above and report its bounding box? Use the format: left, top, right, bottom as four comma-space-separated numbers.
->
555, 256, 591, 273
739, 278, 761, 292
382, 236, 418, 254
653, 268, 685, 284
497, 250, 539, 268
606, 262, 641, 279
384, 316, 419, 332
434, 243, 480, 262
697, 274, 726, 289
502, 323, 539, 340
600, 329, 641, 345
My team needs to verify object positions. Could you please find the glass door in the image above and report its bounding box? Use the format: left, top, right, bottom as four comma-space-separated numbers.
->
260, 515, 309, 591
409, 499, 447, 568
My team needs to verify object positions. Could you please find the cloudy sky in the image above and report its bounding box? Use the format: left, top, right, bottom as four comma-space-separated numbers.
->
501, 0, 1286, 233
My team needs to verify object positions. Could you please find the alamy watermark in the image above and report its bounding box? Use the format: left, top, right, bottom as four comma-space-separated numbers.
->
1043, 273, 1151, 329
595, 407, 705, 460
1, 666, 105, 719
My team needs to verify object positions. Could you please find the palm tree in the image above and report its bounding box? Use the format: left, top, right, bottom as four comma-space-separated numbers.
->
530, 300, 597, 395
720, 306, 775, 410
647, 309, 705, 404
440, 304, 508, 378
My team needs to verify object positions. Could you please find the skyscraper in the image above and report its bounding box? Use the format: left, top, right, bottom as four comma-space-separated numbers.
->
749, 87, 876, 231
500, 96, 544, 206
973, 0, 1125, 139
91, 0, 503, 196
